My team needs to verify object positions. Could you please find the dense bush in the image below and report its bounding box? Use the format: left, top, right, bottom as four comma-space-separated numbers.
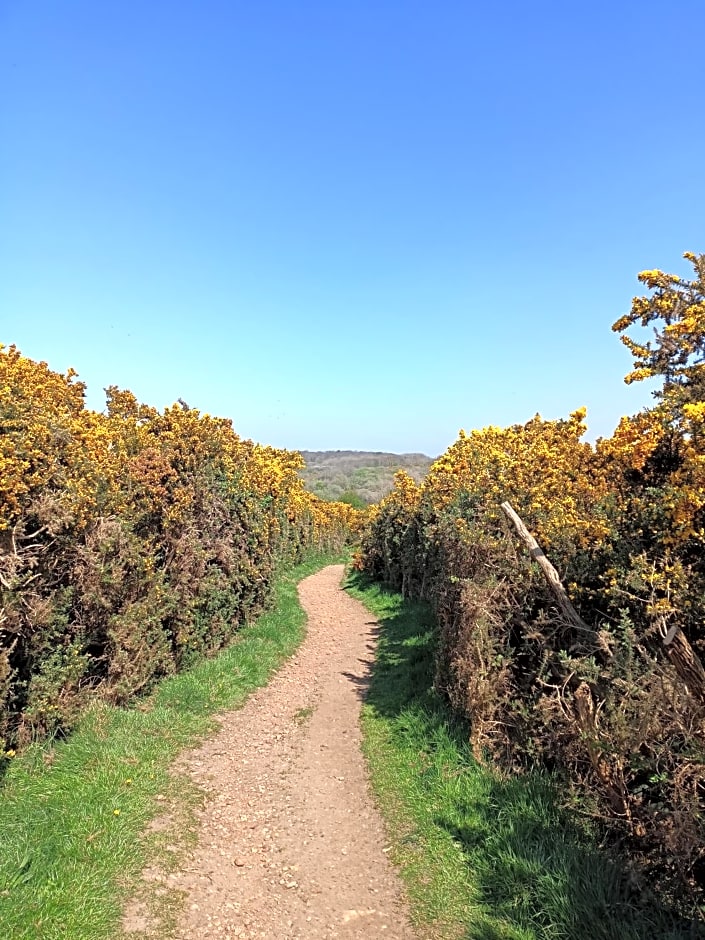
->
0, 346, 360, 750
357, 253, 705, 911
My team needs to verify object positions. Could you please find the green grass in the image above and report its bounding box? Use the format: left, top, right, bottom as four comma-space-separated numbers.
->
344, 571, 704, 940
0, 552, 342, 940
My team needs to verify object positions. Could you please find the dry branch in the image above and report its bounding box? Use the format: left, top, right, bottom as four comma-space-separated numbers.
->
501, 501, 705, 706
661, 622, 705, 706
500, 501, 591, 633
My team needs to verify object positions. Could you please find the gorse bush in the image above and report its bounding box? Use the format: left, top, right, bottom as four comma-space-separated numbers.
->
357, 252, 705, 913
0, 346, 360, 750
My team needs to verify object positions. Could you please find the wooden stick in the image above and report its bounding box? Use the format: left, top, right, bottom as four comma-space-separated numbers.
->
663, 628, 705, 705
500, 501, 591, 632
501, 502, 705, 704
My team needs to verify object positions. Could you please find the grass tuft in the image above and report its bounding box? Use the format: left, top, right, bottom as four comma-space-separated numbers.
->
344, 571, 703, 940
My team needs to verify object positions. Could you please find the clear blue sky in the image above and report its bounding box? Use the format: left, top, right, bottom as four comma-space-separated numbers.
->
2, 1, 703, 456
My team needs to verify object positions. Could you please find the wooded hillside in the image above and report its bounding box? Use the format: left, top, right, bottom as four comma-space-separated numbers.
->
299, 450, 433, 505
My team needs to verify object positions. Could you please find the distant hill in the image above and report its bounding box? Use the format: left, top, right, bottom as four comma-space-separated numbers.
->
299, 450, 434, 506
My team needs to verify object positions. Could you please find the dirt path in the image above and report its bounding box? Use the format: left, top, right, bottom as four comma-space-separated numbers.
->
149, 564, 415, 939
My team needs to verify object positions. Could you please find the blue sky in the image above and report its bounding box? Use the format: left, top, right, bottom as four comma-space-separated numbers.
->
2, 1, 704, 456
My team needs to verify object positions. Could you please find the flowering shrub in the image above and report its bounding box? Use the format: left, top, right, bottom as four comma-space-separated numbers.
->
0, 346, 360, 749
358, 253, 705, 908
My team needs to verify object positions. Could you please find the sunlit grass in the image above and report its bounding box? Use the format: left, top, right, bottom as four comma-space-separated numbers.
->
0, 553, 341, 940
345, 571, 702, 940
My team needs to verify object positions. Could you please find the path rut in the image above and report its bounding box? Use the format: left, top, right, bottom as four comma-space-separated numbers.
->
137, 564, 415, 939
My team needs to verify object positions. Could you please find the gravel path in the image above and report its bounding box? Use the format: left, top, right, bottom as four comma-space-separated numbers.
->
140, 564, 415, 939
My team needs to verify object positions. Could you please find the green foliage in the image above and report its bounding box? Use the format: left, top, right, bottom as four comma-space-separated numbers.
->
0, 347, 357, 754
358, 443, 705, 912
337, 489, 367, 510
355, 255, 705, 913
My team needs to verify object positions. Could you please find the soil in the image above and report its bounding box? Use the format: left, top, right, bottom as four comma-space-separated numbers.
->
125, 564, 415, 939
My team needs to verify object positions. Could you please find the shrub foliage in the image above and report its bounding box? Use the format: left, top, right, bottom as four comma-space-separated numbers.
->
357, 252, 705, 909
0, 346, 360, 749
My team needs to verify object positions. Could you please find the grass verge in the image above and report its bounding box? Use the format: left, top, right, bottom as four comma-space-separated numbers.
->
0, 552, 342, 940
344, 571, 703, 940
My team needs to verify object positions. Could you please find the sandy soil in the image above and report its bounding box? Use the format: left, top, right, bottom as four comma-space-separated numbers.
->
127, 564, 415, 939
